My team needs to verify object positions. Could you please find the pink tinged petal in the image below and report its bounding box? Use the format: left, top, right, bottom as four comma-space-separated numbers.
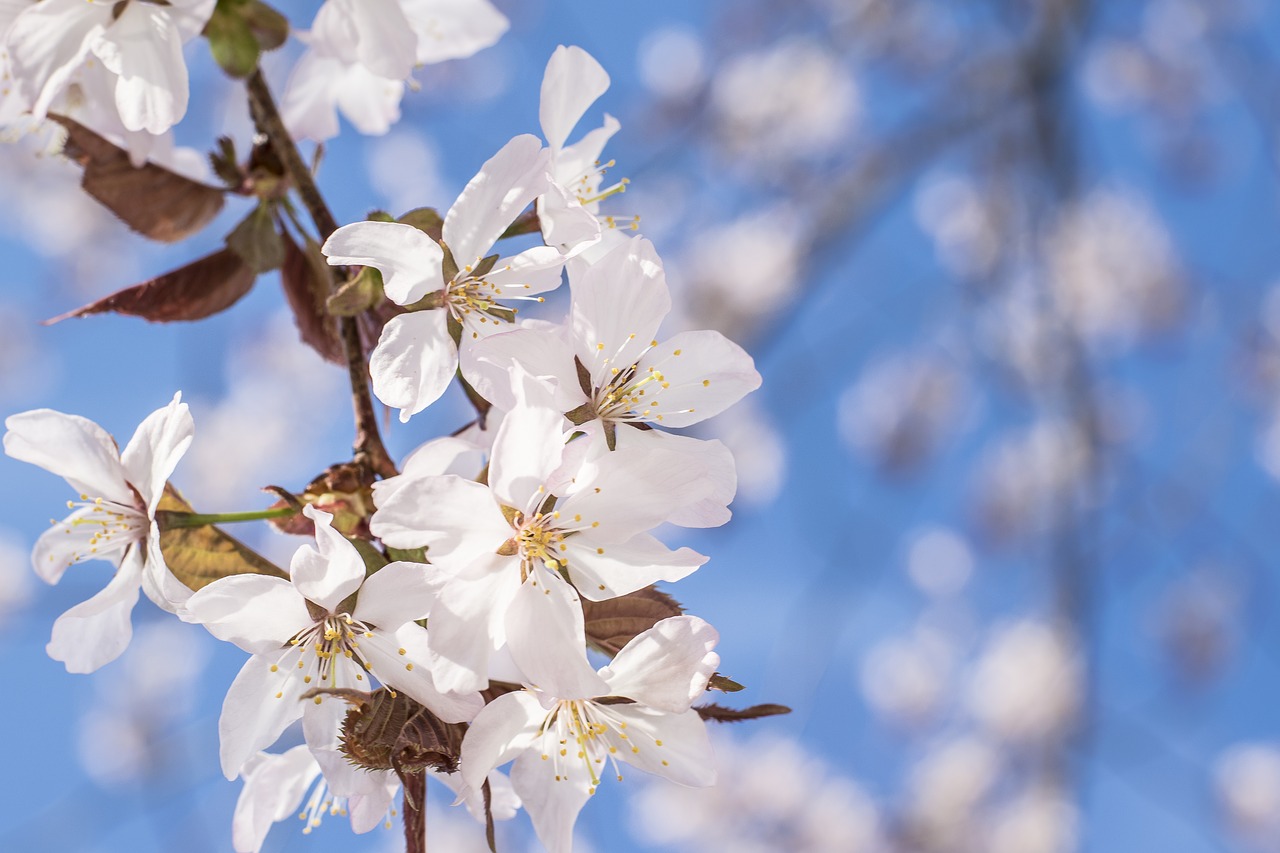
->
94, 3, 189, 134
600, 616, 719, 712
433, 768, 522, 823
632, 329, 762, 428
443, 134, 551, 267
219, 652, 308, 780
7, 0, 108, 117
46, 545, 144, 673
362, 625, 483, 723
569, 237, 671, 387
333, 63, 405, 135
607, 706, 716, 787
4, 408, 132, 506
303, 690, 367, 796
537, 185, 601, 253
482, 245, 566, 297
462, 327, 584, 414
563, 534, 705, 602
539, 45, 610, 152
185, 574, 311, 655
509, 748, 593, 853
489, 391, 569, 510
505, 565, 609, 698
370, 474, 508, 562
427, 555, 521, 693
615, 430, 736, 529
322, 220, 444, 306
368, 310, 456, 422
280, 50, 344, 142
352, 560, 441, 628
289, 506, 366, 612
459, 690, 546, 791
402, 0, 509, 64
232, 746, 320, 853
119, 392, 193, 514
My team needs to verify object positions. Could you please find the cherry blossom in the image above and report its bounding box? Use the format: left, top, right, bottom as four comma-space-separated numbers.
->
460, 616, 720, 853
3, 393, 192, 673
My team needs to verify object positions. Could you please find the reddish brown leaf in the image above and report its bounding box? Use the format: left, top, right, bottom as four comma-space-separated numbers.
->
45, 248, 256, 324
582, 586, 684, 656
695, 703, 792, 723
51, 115, 227, 243
281, 231, 344, 363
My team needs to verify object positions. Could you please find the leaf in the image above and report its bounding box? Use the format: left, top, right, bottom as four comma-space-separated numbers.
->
44, 248, 256, 324
398, 207, 444, 241
209, 135, 243, 189
226, 202, 285, 272
281, 231, 344, 363
204, 0, 261, 78
51, 115, 226, 242
582, 586, 684, 656
695, 703, 791, 723
706, 673, 745, 693
327, 266, 384, 316
155, 485, 287, 591
242, 0, 288, 50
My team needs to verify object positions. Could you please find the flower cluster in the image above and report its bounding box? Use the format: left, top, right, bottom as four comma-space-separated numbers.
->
2, 24, 768, 853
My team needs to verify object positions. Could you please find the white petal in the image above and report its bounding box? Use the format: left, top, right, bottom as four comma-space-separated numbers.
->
368, 310, 457, 421
539, 45, 609, 152
232, 745, 320, 853
94, 3, 188, 134
32, 506, 133, 585
352, 560, 440, 628
289, 507, 366, 613
7, 0, 107, 118
219, 652, 308, 779
397, 435, 487, 480
462, 327, 584, 414
607, 706, 716, 787
322, 220, 444, 306
280, 49, 344, 143
350, 0, 416, 79
614, 430, 736, 529
346, 771, 400, 833
510, 748, 593, 853
427, 555, 520, 693
563, 534, 705, 602
505, 565, 609, 698
443, 134, 550, 268
308, 0, 361, 65
537, 184, 601, 253
482, 245, 566, 297
362, 625, 483, 722
5, 408, 132, 506
569, 236, 671, 388
46, 545, 144, 673
632, 329, 762, 428
489, 382, 569, 510
553, 114, 621, 192
333, 64, 405, 135
600, 616, 719, 712
119, 392, 193, 514
185, 574, 310, 655
459, 690, 544, 791
369, 474, 508, 564
433, 768, 522, 823
402, 0, 508, 64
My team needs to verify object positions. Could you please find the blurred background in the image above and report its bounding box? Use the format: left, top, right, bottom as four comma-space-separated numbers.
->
3, 0, 1280, 850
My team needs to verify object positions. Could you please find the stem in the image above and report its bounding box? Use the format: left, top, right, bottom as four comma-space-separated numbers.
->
245, 69, 398, 479
403, 772, 426, 853
155, 506, 299, 529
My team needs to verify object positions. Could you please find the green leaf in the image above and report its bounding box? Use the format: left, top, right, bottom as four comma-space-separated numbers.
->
398, 207, 444, 241
706, 673, 745, 693
204, 0, 260, 79
350, 539, 390, 576
226, 202, 285, 272
385, 546, 428, 564
582, 586, 684, 656
327, 266, 384, 316
156, 486, 287, 591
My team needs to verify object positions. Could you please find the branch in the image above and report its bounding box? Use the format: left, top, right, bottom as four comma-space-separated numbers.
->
245, 69, 398, 479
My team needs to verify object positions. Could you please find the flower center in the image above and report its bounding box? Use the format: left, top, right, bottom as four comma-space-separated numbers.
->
447, 262, 546, 340
285, 613, 375, 686
538, 699, 669, 794
516, 512, 567, 576
53, 493, 146, 565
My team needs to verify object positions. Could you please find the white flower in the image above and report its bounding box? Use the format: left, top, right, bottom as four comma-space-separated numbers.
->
3, 392, 192, 673
460, 616, 720, 853
371, 372, 713, 694
323, 134, 564, 420
185, 505, 482, 779
281, 48, 406, 143
5, 0, 215, 135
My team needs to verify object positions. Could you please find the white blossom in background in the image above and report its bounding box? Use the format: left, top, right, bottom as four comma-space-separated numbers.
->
1044, 190, 1183, 349
1156, 567, 1241, 680
710, 36, 859, 162
4, 393, 193, 673
838, 351, 970, 474
709, 402, 786, 507
906, 526, 974, 598
637, 26, 706, 102
1215, 743, 1280, 849
971, 421, 1089, 541
966, 620, 1082, 745
904, 736, 1002, 847
914, 173, 1004, 280
984, 787, 1079, 853
76, 620, 211, 784
860, 626, 952, 728
631, 732, 882, 853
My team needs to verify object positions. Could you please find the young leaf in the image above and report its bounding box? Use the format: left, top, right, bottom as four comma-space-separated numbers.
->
281, 231, 344, 363
51, 115, 226, 242
242, 0, 288, 50
398, 207, 444, 241
582, 586, 684, 656
155, 486, 288, 591
44, 248, 256, 324
706, 673, 745, 693
226, 203, 285, 272
204, 0, 261, 78
694, 703, 792, 723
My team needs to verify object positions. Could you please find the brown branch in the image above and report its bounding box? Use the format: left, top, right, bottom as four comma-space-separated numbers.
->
245, 68, 398, 479
403, 771, 427, 853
